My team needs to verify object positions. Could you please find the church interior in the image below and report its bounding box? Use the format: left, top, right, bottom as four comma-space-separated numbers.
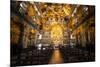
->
11, 1, 95, 66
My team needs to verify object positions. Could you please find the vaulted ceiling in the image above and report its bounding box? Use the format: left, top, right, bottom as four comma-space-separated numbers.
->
11, 1, 95, 32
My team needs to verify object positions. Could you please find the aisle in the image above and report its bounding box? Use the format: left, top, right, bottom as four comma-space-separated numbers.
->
49, 49, 64, 64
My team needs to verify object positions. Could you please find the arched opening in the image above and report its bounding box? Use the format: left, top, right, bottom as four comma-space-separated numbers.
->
51, 22, 63, 47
